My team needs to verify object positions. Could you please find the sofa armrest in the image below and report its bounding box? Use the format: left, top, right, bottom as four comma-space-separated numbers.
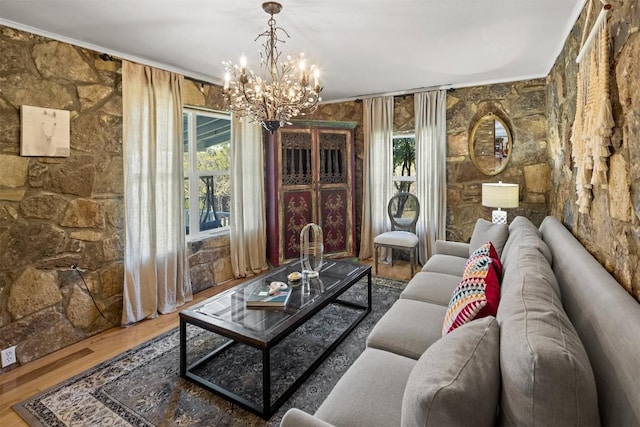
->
435, 240, 469, 258
280, 408, 336, 427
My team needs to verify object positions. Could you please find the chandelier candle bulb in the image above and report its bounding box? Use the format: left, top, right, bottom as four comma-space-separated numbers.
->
223, 72, 230, 90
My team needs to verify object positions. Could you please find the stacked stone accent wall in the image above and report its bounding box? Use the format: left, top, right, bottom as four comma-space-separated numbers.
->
547, 0, 640, 300
446, 81, 550, 242
0, 27, 124, 369
0, 27, 237, 371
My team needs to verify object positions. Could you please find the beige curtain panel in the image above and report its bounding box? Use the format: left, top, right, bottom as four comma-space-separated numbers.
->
121, 61, 191, 325
230, 117, 268, 277
359, 96, 394, 261
415, 90, 447, 262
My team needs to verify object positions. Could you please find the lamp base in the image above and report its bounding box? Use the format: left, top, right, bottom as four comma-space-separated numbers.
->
492, 209, 508, 225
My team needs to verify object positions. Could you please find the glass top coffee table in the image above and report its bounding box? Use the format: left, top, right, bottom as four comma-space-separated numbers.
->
179, 259, 371, 419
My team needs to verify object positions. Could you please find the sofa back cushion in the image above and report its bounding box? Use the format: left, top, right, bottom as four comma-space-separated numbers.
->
402, 316, 500, 427
501, 216, 552, 268
540, 216, 640, 426
497, 245, 599, 426
469, 218, 509, 257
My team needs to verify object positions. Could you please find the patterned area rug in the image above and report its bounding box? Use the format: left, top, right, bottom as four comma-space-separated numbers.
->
14, 277, 405, 426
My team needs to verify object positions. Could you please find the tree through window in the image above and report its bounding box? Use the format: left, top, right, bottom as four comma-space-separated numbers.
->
392, 134, 416, 218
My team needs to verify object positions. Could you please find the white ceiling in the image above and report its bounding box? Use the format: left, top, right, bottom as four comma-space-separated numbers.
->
0, 0, 586, 103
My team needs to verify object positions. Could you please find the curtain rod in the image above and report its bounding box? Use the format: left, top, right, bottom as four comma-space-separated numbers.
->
98, 53, 213, 87
576, 3, 612, 64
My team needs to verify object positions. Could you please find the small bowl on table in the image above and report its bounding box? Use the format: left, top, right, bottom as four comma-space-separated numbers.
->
287, 271, 302, 287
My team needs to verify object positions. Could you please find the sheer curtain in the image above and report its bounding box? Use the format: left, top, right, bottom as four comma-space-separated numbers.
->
121, 61, 191, 325
230, 117, 268, 277
415, 90, 447, 263
359, 96, 394, 261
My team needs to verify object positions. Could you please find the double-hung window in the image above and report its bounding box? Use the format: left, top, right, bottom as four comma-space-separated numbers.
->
183, 108, 231, 239
392, 133, 416, 194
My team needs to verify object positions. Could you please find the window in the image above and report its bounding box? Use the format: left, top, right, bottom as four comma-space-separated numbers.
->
392, 133, 416, 193
183, 108, 231, 238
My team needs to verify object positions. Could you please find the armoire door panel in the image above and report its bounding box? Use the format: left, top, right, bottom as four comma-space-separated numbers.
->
318, 131, 348, 185
281, 190, 313, 261
280, 130, 313, 186
319, 188, 350, 254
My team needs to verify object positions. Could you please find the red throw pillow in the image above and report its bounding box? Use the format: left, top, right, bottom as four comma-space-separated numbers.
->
443, 256, 501, 335
467, 241, 503, 279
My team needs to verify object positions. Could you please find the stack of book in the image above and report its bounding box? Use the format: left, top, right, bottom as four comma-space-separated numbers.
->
245, 282, 292, 308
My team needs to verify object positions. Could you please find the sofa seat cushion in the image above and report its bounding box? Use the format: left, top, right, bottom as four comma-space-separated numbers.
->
400, 272, 461, 306
401, 316, 500, 427
497, 246, 600, 426
367, 299, 447, 359
469, 218, 509, 257
314, 348, 416, 427
422, 253, 467, 276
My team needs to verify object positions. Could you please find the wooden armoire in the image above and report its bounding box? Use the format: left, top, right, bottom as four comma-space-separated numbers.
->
265, 120, 357, 267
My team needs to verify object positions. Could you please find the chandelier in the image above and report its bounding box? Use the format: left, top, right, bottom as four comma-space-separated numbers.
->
222, 1, 323, 133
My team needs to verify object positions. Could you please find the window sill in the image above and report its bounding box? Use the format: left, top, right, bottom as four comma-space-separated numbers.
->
186, 227, 230, 244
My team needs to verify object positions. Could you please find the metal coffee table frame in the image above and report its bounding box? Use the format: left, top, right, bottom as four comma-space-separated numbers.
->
179, 261, 372, 419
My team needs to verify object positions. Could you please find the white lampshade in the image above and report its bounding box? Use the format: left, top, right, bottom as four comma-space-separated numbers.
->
482, 182, 519, 208
482, 182, 519, 224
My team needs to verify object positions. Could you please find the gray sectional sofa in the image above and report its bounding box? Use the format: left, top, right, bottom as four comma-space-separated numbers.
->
281, 216, 640, 426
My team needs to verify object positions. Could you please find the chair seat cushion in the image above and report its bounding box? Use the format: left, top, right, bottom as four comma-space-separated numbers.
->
374, 231, 419, 247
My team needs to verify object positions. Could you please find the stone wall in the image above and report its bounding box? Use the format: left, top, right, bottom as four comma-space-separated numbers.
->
446, 81, 549, 241
547, 0, 640, 300
0, 26, 236, 371
0, 26, 124, 369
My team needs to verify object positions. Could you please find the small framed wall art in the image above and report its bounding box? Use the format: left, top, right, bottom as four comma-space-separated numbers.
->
20, 105, 71, 157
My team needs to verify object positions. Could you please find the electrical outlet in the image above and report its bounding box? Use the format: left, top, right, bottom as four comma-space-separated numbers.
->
1, 346, 16, 367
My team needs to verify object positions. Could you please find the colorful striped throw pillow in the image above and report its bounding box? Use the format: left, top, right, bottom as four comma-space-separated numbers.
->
466, 241, 503, 278
442, 255, 501, 336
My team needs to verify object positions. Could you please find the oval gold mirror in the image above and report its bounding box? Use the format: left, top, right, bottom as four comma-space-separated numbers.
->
469, 113, 512, 176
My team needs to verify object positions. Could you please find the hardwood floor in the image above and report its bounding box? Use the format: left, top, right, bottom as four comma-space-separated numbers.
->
0, 260, 413, 426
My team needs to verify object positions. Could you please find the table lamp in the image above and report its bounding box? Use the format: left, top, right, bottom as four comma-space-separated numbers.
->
482, 182, 519, 224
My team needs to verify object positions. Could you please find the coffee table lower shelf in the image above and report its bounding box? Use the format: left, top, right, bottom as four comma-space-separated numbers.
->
179, 270, 371, 419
